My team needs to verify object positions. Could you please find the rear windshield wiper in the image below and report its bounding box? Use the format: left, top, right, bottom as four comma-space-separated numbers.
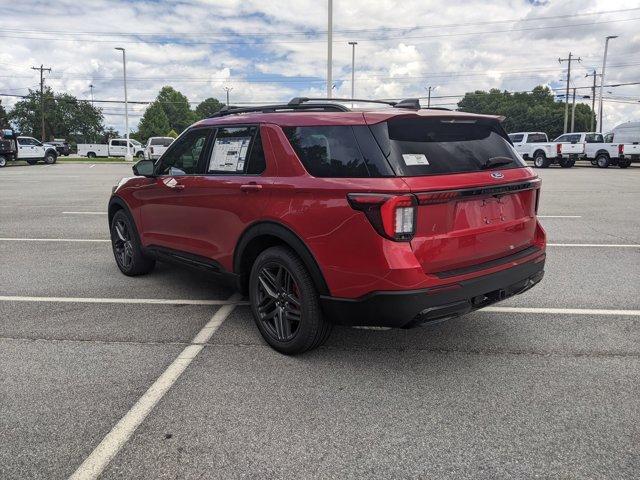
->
481, 157, 513, 169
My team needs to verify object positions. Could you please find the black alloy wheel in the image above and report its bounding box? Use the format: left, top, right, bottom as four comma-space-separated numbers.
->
112, 218, 135, 270
255, 262, 302, 342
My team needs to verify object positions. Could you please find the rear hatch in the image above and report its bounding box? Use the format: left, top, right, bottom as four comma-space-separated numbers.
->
367, 113, 540, 276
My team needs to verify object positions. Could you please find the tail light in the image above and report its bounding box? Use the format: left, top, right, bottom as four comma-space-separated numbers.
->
556, 143, 562, 155
150, 147, 155, 154
347, 193, 417, 241
618, 144, 624, 155
534, 188, 541, 214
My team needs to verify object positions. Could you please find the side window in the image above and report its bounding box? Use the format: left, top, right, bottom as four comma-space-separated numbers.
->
156, 129, 210, 176
509, 134, 524, 143
585, 134, 603, 143
527, 134, 546, 143
284, 125, 371, 178
207, 126, 264, 175
604, 133, 614, 142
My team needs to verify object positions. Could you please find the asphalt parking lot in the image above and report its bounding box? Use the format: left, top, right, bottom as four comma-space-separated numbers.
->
1, 162, 639, 479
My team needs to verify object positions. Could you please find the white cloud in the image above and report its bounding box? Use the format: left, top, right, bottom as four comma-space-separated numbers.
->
1, 0, 638, 133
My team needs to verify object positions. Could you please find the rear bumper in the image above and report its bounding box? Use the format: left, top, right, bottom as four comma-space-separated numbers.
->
320, 255, 545, 328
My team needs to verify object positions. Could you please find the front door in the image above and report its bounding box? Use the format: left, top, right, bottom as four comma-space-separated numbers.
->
17, 137, 43, 159
135, 128, 213, 253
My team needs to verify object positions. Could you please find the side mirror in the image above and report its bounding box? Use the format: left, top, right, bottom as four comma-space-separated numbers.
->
132, 159, 155, 177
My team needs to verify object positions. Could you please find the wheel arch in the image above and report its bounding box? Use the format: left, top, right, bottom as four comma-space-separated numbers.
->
533, 149, 546, 158
595, 150, 610, 158
234, 221, 330, 296
108, 195, 133, 228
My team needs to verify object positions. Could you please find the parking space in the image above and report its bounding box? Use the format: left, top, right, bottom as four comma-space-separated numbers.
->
1, 163, 639, 479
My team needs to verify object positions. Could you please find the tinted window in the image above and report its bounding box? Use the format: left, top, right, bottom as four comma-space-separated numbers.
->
157, 129, 210, 176
555, 134, 581, 143
585, 134, 603, 143
150, 138, 173, 147
370, 117, 524, 176
284, 125, 393, 178
527, 133, 547, 143
112, 140, 125, 147
509, 134, 524, 142
207, 126, 264, 175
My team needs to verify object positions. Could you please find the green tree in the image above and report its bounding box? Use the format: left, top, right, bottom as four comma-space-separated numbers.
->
101, 127, 120, 143
156, 86, 196, 134
195, 97, 223, 119
137, 101, 171, 142
9, 87, 103, 142
0, 100, 8, 128
457, 85, 595, 139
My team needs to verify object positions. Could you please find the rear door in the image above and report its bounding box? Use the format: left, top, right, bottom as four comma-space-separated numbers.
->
368, 115, 540, 275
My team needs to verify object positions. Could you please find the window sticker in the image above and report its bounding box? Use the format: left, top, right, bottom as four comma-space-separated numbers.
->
402, 153, 429, 166
208, 137, 251, 173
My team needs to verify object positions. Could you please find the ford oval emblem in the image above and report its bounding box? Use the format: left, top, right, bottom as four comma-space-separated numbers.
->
490, 172, 504, 179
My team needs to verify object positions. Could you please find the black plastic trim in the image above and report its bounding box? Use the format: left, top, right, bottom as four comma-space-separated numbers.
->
434, 246, 541, 279
319, 257, 545, 328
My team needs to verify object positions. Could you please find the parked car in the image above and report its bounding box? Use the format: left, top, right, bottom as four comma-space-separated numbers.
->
108, 98, 546, 354
48, 139, 71, 156
618, 143, 640, 167
77, 138, 144, 158
10, 136, 58, 165
554, 132, 626, 169
609, 121, 640, 144
0, 128, 18, 167
144, 136, 174, 160
508, 132, 560, 168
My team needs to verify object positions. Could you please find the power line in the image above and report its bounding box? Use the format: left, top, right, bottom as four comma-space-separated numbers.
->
31, 64, 51, 141
1, 17, 638, 46
3, 7, 638, 38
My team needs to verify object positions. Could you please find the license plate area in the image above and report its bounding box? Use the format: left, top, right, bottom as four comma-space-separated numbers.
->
454, 194, 519, 229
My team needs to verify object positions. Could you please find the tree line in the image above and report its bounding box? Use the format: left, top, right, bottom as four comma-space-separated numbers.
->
0, 84, 596, 145
0, 85, 224, 145
457, 86, 595, 139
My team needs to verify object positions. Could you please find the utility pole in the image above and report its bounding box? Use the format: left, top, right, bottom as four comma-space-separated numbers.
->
558, 53, 581, 134
426, 86, 432, 108
599, 35, 618, 133
114, 47, 131, 161
570, 87, 577, 133
31, 64, 52, 141
327, 0, 333, 98
348, 41, 357, 106
585, 71, 598, 131
89, 84, 94, 107
224, 86, 233, 106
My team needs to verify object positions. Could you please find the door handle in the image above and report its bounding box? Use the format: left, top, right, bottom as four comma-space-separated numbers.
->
240, 183, 262, 192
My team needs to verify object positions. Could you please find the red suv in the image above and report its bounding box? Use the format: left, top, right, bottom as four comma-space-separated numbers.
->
109, 98, 545, 354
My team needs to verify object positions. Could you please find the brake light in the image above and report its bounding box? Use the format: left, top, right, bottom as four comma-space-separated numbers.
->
618, 144, 624, 155
347, 193, 417, 241
556, 143, 562, 155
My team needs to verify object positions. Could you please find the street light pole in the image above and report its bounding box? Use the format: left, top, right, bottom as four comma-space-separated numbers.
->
585, 71, 599, 132
570, 87, 577, 133
115, 47, 131, 161
598, 35, 618, 133
224, 86, 233, 106
348, 41, 357, 106
89, 84, 94, 107
426, 86, 432, 108
327, 0, 333, 98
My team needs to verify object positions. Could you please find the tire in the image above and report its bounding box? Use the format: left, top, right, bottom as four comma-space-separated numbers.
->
26, 159, 38, 165
44, 151, 57, 164
590, 160, 598, 166
596, 154, 610, 168
136, 151, 144, 159
87, 152, 96, 158
0, 156, 6, 168
618, 159, 631, 169
559, 158, 575, 168
249, 246, 332, 354
533, 152, 550, 168
110, 209, 155, 276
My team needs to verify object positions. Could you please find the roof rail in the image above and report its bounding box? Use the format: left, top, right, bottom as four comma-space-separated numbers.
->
208, 102, 349, 118
289, 97, 397, 107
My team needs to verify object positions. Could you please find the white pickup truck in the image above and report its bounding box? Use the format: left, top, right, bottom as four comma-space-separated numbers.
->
618, 143, 640, 168
508, 132, 563, 168
144, 136, 174, 160
77, 138, 145, 158
554, 132, 625, 168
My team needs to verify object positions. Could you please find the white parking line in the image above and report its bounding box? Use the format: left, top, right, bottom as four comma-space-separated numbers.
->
0, 295, 248, 306
0, 238, 110, 242
484, 306, 640, 316
62, 211, 107, 215
69, 293, 242, 480
547, 243, 640, 248
538, 215, 582, 218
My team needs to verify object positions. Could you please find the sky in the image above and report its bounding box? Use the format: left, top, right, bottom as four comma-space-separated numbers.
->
0, 0, 639, 135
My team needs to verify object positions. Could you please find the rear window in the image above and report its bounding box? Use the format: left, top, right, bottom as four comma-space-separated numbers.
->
526, 133, 547, 143
284, 126, 394, 178
370, 117, 524, 176
150, 138, 174, 146
508, 134, 524, 142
